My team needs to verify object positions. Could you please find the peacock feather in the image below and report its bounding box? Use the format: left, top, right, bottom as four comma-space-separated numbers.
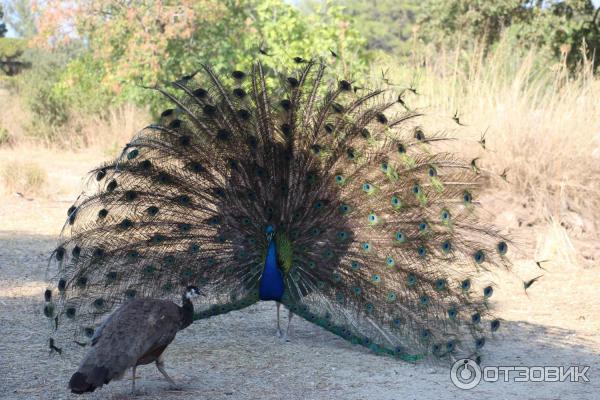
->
44, 60, 511, 362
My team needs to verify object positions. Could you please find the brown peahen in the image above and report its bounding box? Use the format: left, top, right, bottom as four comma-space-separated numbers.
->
68, 285, 201, 394
44, 59, 511, 363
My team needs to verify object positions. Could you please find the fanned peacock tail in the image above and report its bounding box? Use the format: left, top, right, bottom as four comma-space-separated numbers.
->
44, 60, 511, 361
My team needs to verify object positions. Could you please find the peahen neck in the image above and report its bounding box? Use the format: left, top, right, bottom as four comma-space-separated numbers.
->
259, 238, 285, 301
179, 295, 195, 329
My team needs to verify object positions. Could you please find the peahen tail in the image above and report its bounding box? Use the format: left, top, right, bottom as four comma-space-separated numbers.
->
44, 60, 511, 361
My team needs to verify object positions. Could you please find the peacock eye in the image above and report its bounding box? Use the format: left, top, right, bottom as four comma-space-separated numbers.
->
414, 128, 425, 141
395, 231, 406, 243
473, 250, 485, 264
441, 240, 452, 253
203, 104, 217, 115
376, 113, 388, 124
287, 77, 299, 87
337, 231, 348, 240
339, 80, 352, 91
231, 70, 245, 80
127, 149, 139, 159
55, 247, 65, 261
193, 88, 208, 98
491, 319, 501, 331
238, 109, 251, 120
233, 88, 246, 98
362, 183, 374, 194
407, 274, 417, 286
484, 286, 493, 297
441, 209, 450, 222
497, 241, 508, 255
169, 120, 181, 129
463, 191, 473, 204
339, 204, 351, 214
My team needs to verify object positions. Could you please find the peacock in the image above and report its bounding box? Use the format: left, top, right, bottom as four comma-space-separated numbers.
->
44, 59, 511, 363
69, 285, 201, 394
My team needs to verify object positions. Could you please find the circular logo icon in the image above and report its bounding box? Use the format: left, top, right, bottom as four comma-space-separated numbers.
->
450, 358, 482, 389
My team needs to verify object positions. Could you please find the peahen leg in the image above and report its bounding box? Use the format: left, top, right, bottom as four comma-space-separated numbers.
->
282, 309, 293, 342
276, 302, 283, 338
131, 365, 137, 395
156, 355, 179, 390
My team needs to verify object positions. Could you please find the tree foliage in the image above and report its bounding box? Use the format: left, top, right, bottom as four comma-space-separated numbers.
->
331, 0, 421, 55
418, 0, 600, 70
3, 0, 37, 38
32, 0, 366, 112
0, 4, 8, 37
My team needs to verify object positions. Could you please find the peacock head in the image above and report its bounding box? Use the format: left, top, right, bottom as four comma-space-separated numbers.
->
265, 225, 275, 241
184, 285, 202, 300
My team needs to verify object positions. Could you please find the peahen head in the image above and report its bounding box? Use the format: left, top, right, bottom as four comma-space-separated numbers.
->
184, 285, 202, 300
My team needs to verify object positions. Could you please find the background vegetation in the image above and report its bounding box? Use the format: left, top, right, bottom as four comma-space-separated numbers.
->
0, 0, 599, 262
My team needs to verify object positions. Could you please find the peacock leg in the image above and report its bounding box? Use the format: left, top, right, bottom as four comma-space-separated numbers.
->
276, 302, 283, 338
156, 355, 179, 390
282, 309, 293, 342
131, 365, 137, 394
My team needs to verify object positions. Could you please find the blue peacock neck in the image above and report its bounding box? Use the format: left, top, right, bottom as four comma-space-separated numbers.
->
258, 228, 285, 301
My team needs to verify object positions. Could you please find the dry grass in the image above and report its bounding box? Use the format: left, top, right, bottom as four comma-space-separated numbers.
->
381, 38, 600, 242
0, 85, 149, 154
0, 160, 48, 196
73, 103, 150, 156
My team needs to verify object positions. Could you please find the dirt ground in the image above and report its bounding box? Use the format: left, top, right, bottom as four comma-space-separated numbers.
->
1, 149, 599, 400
